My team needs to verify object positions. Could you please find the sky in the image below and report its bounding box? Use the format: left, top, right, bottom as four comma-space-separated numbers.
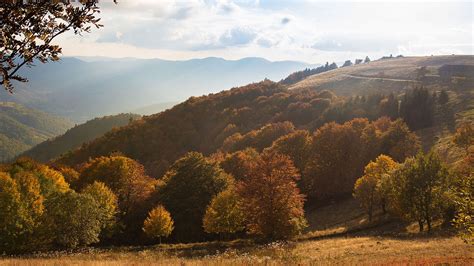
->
56, 0, 474, 64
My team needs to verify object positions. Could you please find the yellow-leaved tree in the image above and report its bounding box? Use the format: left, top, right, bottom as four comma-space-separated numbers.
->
143, 205, 174, 244
353, 155, 398, 221
203, 187, 245, 238
82, 181, 118, 238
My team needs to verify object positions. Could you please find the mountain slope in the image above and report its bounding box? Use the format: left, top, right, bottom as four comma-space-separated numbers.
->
22, 113, 141, 162
289, 55, 474, 163
0, 102, 73, 162
4, 57, 313, 122
55, 55, 473, 177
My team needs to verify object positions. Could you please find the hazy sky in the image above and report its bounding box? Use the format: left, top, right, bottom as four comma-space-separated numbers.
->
57, 0, 473, 64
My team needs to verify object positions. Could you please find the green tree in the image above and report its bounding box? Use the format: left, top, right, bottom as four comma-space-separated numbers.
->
385, 152, 450, 232
160, 152, 232, 242
353, 155, 398, 221
44, 191, 106, 248
82, 181, 118, 237
143, 205, 174, 244
453, 172, 473, 244
203, 187, 245, 237
237, 152, 307, 240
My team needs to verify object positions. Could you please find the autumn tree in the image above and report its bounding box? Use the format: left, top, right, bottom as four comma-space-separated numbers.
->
380, 119, 420, 162
0, 0, 106, 92
82, 181, 118, 238
237, 152, 307, 240
78, 155, 156, 239
0, 172, 40, 253
203, 187, 245, 237
384, 152, 450, 232
159, 152, 232, 242
220, 148, 260, 180
303, 119, 370, 200
265, 130, 312, 175
143, 205, 174, 244
353, 155, 398, 221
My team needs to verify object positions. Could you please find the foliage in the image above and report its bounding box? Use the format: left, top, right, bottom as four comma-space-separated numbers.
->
383, 152, 451, 232
353, 155, 398, 221
379, 119, 421, 162
143, 205, 174, 242
222, 121, 295, 152
303, 118, 418, 201
43, 191, 106, 248
203, 187, 245, 235
159, 152, 232, 242
453, 122, 473, 153
0, 171, 44, 253
399, 87, 435, 131
219, 148, 260, 181
237, 152, 307, 239
78, 155, 156, 241
265, 130, 312, 175
82, 181, 118, 236
0, 0, 104, 92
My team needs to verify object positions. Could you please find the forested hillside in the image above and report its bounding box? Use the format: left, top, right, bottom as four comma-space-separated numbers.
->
22, 113, 141, 162
57, 56, 473, 177
0, 102, 72, 162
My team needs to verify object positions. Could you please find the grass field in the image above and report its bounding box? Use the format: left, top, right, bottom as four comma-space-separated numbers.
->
2, 199, 472, 265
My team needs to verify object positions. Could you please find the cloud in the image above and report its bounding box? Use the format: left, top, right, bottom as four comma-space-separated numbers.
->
219, 27, 257, 46
311, 35, 405, 53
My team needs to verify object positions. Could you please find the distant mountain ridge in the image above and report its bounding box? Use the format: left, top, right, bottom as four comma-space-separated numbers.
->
3, 56, 315, 122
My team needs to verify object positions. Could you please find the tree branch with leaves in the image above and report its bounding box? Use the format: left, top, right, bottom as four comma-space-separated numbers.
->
0, 0, 113, 92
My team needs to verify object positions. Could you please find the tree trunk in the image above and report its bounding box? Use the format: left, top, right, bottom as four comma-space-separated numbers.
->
381, 199, 387, 214
418, 220, 424, 232
426, 217, 432, 232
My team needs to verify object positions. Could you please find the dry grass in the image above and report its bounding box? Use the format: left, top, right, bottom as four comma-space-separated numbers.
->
1, 236, 471, 265
2, 198, 472, 265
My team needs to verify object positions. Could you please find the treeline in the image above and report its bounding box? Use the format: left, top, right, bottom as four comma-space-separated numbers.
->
279, 62, 338, 85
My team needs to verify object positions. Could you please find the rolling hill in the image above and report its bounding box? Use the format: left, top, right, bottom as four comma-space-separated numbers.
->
55, 55, 473, 177
289, 55, 474, 163
0, 102, 73, 162
4, 57, 314, 122
21, 113, 142, 162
